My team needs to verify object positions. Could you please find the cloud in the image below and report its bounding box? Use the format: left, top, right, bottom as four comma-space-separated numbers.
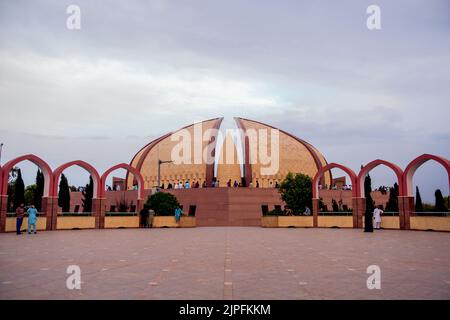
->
0, 0, 449, 201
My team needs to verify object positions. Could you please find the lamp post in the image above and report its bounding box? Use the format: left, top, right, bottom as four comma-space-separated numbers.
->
0, 143, 3, 164
157, 159, 173, 191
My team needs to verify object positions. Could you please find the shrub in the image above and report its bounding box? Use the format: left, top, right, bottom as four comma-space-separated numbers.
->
277, 172, 312, 215
146, 192, 180, 216
265, 208, 284, 216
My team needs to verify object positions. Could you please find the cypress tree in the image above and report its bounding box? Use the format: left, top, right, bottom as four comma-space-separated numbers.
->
415, 186, 424, 212
332, 199, 339, 212
82, 176, 94, 213
434, 189, 447, 213
385, 183, 399, 212
34, 169, 45, 210
364, 174, 374, 232
58, 174, 71, 212
13, 168, 25, 210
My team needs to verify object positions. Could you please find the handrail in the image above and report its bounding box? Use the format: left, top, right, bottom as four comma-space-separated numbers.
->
413, 212, 450, 217
106, 212, 138, 216
383, 211, 400, 216
318, 211, 353, 216
58, 212, 93, 216
6, 212, 45, 217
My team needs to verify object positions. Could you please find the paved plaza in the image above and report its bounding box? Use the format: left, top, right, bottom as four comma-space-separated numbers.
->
0, 227, 449, 299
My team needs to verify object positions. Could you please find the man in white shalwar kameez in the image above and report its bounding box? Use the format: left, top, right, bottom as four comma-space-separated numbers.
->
373, 206, 383, 229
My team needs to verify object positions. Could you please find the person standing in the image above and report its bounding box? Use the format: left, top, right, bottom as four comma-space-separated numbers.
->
175, 207, 183, 222
304, 206, 311, 216
15, 203, 25, 235
140, 205, 150, 228
27, 205, 38, 234
373, 205, 383, 229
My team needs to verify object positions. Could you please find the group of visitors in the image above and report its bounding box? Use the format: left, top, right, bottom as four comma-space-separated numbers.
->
163, 179, 221, 189
318, 184, 353, 191
285, 206, 311, 216
163, 181, 204, 189
138, 205, 184, 228
159, 179, 282, 189
15, 203, 38, 235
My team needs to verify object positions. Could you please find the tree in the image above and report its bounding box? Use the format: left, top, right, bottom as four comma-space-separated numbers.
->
385, 183, 399, 212
415, 186, 424, 212
434, 189, 448, 212
24, 184, 37, 206
82, 176, 94, 212
34, 169, 45, 210
277, 172, 312, 215
12, 168, 25, 210
58, 174, 71, 212
319, 198, 326, 211
146, 192, 180, 216
7, 167, 19, 211
364, 174, 374, 232
332, 199, 339, 212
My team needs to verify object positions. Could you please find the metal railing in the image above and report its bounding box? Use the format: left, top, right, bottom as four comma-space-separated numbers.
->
383, 211, 399, 216
106, 212, 138, 216
413, 211, 450, 217
318, 211, 353, 216
6, 212, 45, 217
58, 212, 93, 216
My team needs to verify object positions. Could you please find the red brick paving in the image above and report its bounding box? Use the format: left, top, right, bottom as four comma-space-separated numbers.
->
0, 227, 449, 299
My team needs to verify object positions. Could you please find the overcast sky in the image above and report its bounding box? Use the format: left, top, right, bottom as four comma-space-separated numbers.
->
0, 0, 449, 202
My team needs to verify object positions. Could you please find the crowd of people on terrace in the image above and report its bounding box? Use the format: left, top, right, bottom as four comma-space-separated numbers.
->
318, 184, 353, 190
156, 178, 281, 190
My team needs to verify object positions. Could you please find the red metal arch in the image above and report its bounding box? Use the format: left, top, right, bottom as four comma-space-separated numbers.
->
403, 154, 450, 197
0, 165, 3, 195
101, 163, 145, 199
1, 154, 53, 197
52, 160, 101, 198
358, 159, 404, 197
313, 163, 358, 198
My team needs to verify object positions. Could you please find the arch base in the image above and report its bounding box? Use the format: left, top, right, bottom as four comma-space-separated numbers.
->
398, 196, 414, 230
353, 197, 365, 228
43, 197, 58, 231
92, 198, 104, 229
0, 195, 8, 233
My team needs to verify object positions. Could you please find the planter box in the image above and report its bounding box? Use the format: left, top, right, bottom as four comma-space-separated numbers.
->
381, 216, 399, 229
261, 216, 313, 228
5, 217, 47, 232
278, 216, 313, 227
104, 216, 139, 229
318, 216, 353, 228
152, 216, 196, 228
56, 216, 95, 230
261, 216, 278, 227
410, 217, 450, 231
